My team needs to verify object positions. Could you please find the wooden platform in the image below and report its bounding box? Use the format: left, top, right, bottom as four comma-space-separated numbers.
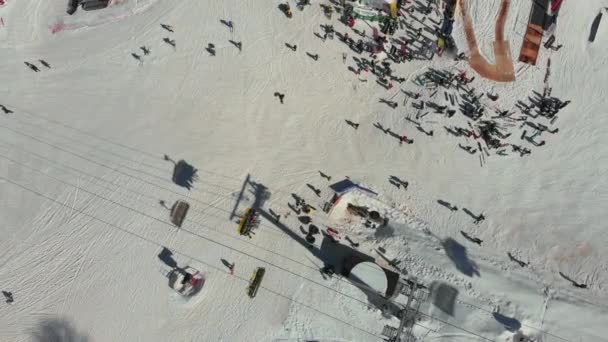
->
518, 0, 550, 65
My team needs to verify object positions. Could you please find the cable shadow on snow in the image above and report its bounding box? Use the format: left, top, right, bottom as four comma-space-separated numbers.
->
30, 317, 89, 342
442, 238, 480, 277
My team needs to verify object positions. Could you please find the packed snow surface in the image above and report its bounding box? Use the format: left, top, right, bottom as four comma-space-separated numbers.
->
0, 0, 607, 341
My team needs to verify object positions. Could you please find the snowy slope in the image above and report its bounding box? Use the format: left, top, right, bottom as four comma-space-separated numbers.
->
0, 0, 607, 341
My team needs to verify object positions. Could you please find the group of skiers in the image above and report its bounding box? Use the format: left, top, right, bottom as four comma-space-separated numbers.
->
24, 60, 51, 72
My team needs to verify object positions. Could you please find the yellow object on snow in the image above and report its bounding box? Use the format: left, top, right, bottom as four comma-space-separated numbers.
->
437, 38, 445, 49
389, 2, 398, 18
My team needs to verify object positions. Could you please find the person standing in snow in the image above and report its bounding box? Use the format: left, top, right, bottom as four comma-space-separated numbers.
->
274, 92, 285, 104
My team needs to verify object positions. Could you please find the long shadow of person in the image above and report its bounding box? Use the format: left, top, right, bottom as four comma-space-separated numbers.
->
492, 312, 521, 332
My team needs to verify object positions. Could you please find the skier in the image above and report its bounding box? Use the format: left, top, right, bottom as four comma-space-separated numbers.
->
206, 43, 216, 56
140, 46, 151, 55
231, 40, 242, 52
342, 52, 347, 64
24, 62, 40, 72
285, 43, 297, 51
160, 23, 174, 32
461, 231, 482, 245
39, 60, 51, 68
163, 37, 176, 47
507, 252, 528, 267
473, 213, 485, 224
400, 135, 413, 145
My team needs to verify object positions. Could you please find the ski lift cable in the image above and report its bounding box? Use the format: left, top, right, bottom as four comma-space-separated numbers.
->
0, 131, 390, 280
7, 114, 246, 195
0, 150, 404, 304
15, 107, 246, 183
0, 164, 496, 341
0, 137, 290, 239
11, 109, 338, 201
0, 152, 575, 341
0, 120, 576, 340
0, 174, 384, 340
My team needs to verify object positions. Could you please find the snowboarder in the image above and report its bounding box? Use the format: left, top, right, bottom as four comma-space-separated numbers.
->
24, 62, 40, 72
140, 46, 151, 55
274, 92, 285, 104
39, 60, 51, 68
2, 291, 13, 304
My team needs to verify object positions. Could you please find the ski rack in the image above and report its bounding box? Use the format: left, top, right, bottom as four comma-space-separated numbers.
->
247, 267, 265, 298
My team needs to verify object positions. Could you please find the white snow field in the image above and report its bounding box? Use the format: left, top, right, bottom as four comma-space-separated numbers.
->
1, 0, 607, 341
